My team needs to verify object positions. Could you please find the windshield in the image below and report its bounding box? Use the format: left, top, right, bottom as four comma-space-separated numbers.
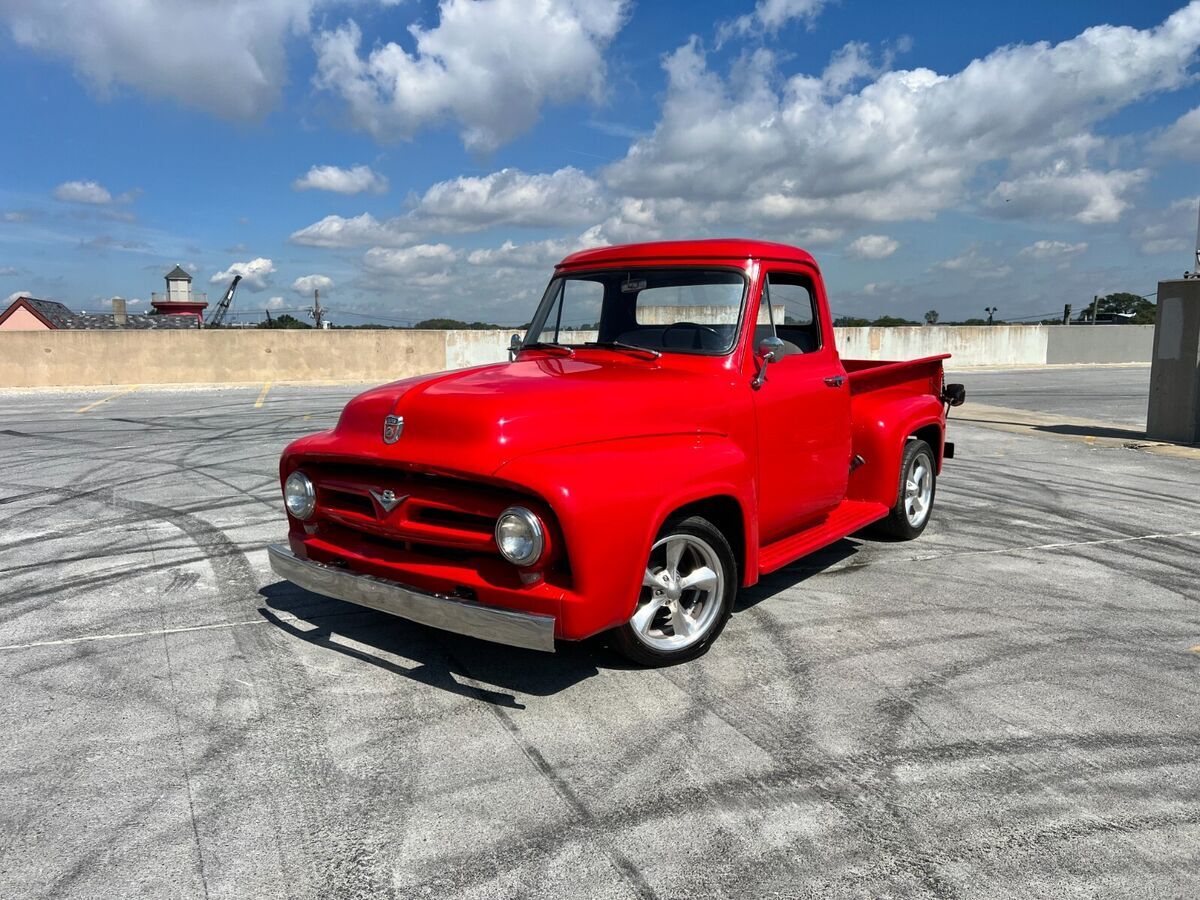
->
524, 267, 748, 355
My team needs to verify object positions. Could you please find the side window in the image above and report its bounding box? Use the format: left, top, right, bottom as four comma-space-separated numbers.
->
767, 273, 820, 355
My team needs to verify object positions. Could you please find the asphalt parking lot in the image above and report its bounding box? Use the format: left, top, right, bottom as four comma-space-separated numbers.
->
1, 364, 1197, 899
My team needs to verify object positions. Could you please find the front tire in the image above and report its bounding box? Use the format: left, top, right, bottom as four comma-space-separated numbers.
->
610, 516, 737, 666
875, 438, 937, 540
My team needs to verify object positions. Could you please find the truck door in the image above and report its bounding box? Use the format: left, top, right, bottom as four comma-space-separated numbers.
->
750, 269, 851, 544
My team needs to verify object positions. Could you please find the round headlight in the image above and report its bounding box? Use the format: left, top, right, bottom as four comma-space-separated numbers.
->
284, 470, 316, 520
495, 507, 545, 566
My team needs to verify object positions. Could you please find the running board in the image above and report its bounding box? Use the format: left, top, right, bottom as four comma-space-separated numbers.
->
758, 499, 888, 575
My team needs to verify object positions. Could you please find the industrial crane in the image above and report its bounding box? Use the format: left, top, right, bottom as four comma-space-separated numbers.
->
207, 274, 243, 327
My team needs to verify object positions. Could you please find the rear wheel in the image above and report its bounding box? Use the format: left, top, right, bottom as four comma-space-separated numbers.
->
610, 516, 736, 666
875, 438, 937, 540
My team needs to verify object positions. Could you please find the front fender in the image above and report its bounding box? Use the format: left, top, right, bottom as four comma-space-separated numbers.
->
492, 433, 754, 640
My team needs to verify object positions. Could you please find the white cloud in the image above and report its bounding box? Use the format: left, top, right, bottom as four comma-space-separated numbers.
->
1153, 105, 1200, 159
1019, 240, 1088, 260
412, 166, 606, 231
292, 166, 609, 247
794, 227, 844, 245
292, 274, 334, 295
53, 180, 112, 205
607, 5, 1200, 230
293, 164, 389, 195
211, 257, 276, 291
360, 244, 458, 286
313, 0, 629, 152
290, 213, 414, 248
0, 266, 19, 276
847, 234, 899, 259
933, 247, 1012, 279
985, 163, 1148, 224
5, 290, 33, 303
861, 281, 895, 296
720, 0, 829, 42
821, 42, 876, 95
267, 296, 287, 309
465, 226, 608, 269
0, 0, 316, 120
1131, 196, 1199, 255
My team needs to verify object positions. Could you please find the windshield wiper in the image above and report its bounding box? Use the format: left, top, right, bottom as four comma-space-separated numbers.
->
582, 340, 662, 360
523, 341, 575, 357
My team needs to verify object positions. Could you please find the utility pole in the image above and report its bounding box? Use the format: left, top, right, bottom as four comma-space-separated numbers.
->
984, 306, 997, 326
265, 308, 273, 326
1062, 303, 1072, 325
309, 288, 325, 329
1186, 198, 1200, 279
1089, 294, 1099, 324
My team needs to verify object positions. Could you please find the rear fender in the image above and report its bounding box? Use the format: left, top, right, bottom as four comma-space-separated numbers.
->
848, 394, 944, 507
492, 434, 754, 640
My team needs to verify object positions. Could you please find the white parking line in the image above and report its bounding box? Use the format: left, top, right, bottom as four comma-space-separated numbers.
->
0, 614, 294, 652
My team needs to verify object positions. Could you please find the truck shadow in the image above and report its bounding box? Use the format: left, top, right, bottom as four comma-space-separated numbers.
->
258, 582, 604, 708
258, 539, 864, 705
735, 538, 863, 611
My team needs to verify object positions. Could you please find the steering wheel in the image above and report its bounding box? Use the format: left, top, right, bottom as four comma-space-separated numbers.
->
662, 322, 723, 350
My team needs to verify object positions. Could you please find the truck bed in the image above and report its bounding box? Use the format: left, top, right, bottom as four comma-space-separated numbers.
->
843, 354, 950, 394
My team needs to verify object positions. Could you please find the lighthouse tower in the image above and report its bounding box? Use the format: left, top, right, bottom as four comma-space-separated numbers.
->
151, 265, 208, 323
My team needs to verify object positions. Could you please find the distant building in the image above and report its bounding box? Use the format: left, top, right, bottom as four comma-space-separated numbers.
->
150, 265, 208, 323
0, 296, 198, 331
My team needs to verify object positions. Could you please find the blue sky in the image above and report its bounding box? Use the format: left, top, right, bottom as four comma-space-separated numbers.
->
1, 0, 1198, 325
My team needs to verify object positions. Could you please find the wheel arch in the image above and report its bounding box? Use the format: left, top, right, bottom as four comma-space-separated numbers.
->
659, 494, 748, 588
909, 422, 944, 471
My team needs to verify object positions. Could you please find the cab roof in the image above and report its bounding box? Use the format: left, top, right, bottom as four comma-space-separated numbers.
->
557, 239, 817, 270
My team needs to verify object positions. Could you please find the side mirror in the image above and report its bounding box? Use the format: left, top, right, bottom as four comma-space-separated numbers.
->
752, 336, 785, 388
757, 336, 785, 361
508, 333, 522, 361
941, 383, 966, 407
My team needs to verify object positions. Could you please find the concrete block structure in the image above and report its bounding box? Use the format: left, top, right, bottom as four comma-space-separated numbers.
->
1147, 278, 1200, 442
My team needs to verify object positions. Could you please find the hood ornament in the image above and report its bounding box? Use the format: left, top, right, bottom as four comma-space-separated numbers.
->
382, 414, 404, 444
369, 488, 407, 514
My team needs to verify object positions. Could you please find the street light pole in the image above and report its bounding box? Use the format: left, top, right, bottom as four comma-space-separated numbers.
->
984, 306, 997, 326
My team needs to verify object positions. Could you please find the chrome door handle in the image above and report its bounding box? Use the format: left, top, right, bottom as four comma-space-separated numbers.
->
824, 375, 845, 388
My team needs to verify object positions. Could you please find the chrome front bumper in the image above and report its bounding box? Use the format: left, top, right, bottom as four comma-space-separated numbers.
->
266, 544, 557, 653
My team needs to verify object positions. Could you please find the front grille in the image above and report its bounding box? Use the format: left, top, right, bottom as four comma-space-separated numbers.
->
308, 464, 523, 556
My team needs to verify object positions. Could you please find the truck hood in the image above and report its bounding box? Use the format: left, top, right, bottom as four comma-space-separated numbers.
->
293, 355, 739, 476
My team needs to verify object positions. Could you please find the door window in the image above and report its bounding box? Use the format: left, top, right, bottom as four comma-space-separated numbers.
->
765, 273, 821, 356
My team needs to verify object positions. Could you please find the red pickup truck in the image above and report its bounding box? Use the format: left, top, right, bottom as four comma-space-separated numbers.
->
269, 240, 964, 665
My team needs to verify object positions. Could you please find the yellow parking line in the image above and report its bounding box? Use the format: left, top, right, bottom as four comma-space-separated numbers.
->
255, 381, 272, 408
76, 385, 140, 414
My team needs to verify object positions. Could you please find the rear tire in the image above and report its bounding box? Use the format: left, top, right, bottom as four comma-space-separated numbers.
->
610, 516, 737, 667
874, 438, 937, 540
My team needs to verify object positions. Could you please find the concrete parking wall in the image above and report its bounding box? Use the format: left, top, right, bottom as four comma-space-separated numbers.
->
0, 324, 1156, 388
0, 329, 448, 388
1045, 325, 1155, 364
834, 325, 1050, 367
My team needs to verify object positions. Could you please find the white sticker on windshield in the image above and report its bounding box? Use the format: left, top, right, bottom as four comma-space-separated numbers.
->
621, 278, 647, 293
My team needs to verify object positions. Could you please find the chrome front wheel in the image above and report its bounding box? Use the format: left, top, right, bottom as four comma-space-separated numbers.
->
612, 516, 736, 666
633, 533, 725, 652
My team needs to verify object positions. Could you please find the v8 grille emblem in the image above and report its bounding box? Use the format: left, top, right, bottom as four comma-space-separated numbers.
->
369, 488, 407, 514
